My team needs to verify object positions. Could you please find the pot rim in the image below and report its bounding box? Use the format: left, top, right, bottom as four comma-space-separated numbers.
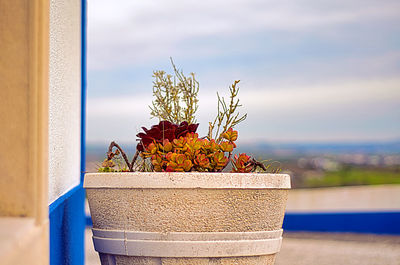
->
84, 172, 290, 189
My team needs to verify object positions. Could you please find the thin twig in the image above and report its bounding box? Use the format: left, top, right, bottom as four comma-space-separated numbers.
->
130, 150, 140, 170
107, 141, 131, 171
107, 141, 140, 172
250, 158, 267, 171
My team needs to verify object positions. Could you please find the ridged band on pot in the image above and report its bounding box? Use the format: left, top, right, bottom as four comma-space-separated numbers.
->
92, 228, 283, 257
84, 172, 291, 189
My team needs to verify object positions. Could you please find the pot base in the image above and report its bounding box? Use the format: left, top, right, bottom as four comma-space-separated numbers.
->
99, 253, 276, 265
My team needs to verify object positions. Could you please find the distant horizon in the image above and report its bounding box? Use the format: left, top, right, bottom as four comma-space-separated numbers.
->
86, 138, 400, 159
86, 138, 400, 146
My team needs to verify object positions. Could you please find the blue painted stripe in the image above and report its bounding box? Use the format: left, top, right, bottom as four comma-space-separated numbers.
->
50, 185, 85, 265
283, 211, 400, 235
80, 0, 87, 183
86, 215, 93, 226
49, 184, 83, 214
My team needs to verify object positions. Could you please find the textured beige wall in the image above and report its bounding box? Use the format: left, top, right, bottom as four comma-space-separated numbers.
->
0, 0, 50, 221
0, 0, 49, 264
48, 0, 81, 204
0, 0, 32, 217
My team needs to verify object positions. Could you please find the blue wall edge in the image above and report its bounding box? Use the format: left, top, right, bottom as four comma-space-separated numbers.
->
86, 211, 400, 235
283, 211, 400, 235
50, 185, 85, 265
49, 184, 83, 214
49, 0, 87, 264
80, 0, 87, 184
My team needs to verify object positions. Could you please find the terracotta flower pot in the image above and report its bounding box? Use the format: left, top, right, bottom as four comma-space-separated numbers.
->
84, 172, 290, 265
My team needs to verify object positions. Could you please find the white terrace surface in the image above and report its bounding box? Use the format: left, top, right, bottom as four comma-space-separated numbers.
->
286, 184, 400, 212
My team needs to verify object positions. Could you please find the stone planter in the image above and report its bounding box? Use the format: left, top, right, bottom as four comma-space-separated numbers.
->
84, 172, 291, 265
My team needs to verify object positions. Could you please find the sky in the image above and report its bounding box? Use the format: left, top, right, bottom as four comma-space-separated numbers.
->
87, 0, 400, 145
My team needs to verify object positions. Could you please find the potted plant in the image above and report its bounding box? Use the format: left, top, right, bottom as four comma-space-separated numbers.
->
84, 60, 291, 265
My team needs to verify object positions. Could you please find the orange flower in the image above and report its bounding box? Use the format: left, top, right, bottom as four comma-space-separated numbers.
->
182, 160, 193, 171
183, 135, 203, 159
194, 153, 210, 169
165, 153, 193, 172
219, 141, 234, 152
203, 139, 219, 153
232, 153, 253, 173
173, 137, 186, 150
222, 128, 238, 142
151, 154, 165, 172
212, 151, 228, 171
160, 139, 173, 152
142, 142, 158, 158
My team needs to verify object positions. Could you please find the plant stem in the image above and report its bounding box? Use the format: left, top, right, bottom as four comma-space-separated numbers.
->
107, 141, 140, 172
250, 158, 267, 171
130, 150, 139, 170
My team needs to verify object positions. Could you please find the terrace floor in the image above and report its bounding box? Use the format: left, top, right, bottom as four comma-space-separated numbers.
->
85, 229, 400, 265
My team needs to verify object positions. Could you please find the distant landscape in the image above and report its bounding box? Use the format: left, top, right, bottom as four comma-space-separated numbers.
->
86, 140, 400, 189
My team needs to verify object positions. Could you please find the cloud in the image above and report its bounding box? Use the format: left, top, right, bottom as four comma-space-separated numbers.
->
88, 0, 400, 70
88, 78, 400, 116
88, 93, 153, 117
87, 77, 400, 142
